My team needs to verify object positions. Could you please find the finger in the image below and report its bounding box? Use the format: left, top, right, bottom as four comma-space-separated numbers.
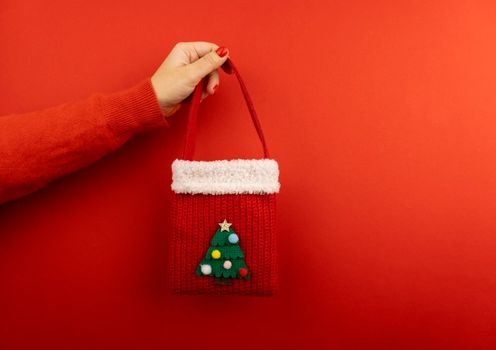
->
185, 49, 229, 83
188, 41, 220, 59
171, 41, 220, 64
206, 69, 220, 95
200, 74, 218, 101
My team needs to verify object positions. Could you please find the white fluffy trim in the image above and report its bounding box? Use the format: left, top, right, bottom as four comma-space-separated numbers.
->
171, 159, 280, 195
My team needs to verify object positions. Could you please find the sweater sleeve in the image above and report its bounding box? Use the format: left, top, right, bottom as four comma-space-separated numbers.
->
0, 78, 167, 205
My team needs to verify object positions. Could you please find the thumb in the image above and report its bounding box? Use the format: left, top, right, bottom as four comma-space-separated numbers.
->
186, 48, 229, 83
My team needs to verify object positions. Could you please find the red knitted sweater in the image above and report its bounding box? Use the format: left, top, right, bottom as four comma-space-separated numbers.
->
0, 79, 167, 205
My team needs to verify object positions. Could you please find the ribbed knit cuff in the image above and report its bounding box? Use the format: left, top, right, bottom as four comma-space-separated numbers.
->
101, 78, 167, 139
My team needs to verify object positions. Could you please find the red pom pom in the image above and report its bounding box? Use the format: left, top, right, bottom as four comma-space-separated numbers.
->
239, 268, 248, 277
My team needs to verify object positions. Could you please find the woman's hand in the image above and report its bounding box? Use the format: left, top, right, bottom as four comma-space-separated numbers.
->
151, 41, 229, 117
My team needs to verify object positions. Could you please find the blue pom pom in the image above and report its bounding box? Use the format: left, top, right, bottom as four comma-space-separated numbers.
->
228, 233, 239, 244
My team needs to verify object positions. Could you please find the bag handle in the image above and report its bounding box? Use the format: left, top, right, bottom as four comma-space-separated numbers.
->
182, 58, 270, 160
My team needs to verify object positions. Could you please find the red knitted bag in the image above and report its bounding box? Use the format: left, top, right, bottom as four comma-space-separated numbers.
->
168, 58, 280, 295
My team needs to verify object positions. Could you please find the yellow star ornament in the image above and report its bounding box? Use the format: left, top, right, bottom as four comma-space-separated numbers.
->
218, 219, 232, 232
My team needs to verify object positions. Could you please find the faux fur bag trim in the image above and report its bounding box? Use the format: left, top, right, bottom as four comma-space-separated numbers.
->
171, 159, 280, 195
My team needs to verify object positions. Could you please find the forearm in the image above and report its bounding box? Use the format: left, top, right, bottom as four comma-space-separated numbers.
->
0, 79, 166, 204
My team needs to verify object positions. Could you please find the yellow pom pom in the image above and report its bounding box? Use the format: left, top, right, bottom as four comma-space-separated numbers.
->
211, 250, 221, 259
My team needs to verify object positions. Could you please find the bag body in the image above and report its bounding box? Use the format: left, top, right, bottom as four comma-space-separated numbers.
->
168, 59, 280, 295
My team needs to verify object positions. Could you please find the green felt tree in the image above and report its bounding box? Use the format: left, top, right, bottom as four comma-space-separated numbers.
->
196, 219, 250, 280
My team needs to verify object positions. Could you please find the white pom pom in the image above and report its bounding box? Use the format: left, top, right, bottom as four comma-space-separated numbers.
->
223, 260, 232, 269
201, 264, 212, 275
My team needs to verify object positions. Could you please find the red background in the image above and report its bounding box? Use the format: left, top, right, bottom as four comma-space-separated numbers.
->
1, 1, 496, 349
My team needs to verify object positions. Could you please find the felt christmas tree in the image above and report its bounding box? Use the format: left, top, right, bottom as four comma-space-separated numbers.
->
196, 219, 250, 279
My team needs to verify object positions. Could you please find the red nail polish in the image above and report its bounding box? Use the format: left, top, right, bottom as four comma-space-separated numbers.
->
216, 47, 228, 57
213, 85, 219, 93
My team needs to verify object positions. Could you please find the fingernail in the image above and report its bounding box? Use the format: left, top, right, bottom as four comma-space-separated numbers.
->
213, 85, 219, 94
216, 47, 228, 57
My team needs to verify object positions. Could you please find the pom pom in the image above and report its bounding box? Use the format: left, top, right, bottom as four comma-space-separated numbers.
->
211, 250, 221, 259
239, 268, 248, 277
200, 264, 212, 275
223, 260, 232, 269
228, 233, 239, 244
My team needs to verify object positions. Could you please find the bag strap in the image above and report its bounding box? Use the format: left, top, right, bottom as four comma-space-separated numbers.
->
182, 58, 270, 160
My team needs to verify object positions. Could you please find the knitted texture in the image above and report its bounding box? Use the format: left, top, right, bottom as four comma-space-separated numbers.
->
195, 221, 250, 279
169, 193, 278, 295
171, 59, 279, 295
0, 78, 166, 204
